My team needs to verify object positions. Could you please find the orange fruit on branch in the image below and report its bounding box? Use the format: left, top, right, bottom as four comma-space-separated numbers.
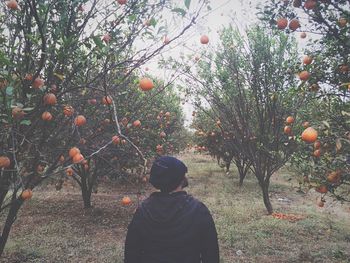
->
313, 140, 321, 149
32, 77, 44, 89
42, 111, 53, 121
313, 149, 321, 158
139, 78, 154, 91
69, 147, 80, 158
160, 131, 166, 138
6, 0, 19, 10
289, 19, 300, 31
43, 93, 57, 105
301, 127, 318, 143
276, 18, 288, 29
163, 36, 170, 44
284, 126, 292, 135
285, 116, 294, 124
293, 0, 301, 7
303, 56, 313, 65
112, 135, 120, 145
12, 107, 25, 119
102, 95, 113, 105
63, 105, 74, 117
299, 71, 310, 81
133, 120, 141, 128
74, 115, 86, 126
304, 0, 317, 10
200, 35, 209, 44
302, 121, 310, 128
0, 156, 11, 168
73, 153, 84, 164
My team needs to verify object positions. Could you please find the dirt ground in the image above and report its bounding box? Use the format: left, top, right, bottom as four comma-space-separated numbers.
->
1, 153, 350, 262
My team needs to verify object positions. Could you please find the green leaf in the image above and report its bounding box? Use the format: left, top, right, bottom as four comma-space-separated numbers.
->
92, 36, 104, 49
150, 17, 157, 27
184, 0, 191, 9
20, 120, 31, 126
322, 121, 330, 129
22, 107, 34, 111
172, 8, 186, 17
128, 14, 137, 22
6, 86, 13, 96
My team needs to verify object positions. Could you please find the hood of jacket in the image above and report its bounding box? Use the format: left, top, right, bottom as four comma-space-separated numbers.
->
140, 191, 199, 225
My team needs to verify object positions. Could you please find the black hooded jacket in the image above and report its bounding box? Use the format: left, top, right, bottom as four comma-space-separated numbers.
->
124, 191, 219, 263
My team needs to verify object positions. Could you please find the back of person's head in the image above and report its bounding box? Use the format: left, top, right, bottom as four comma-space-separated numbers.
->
149, 156, 188, 193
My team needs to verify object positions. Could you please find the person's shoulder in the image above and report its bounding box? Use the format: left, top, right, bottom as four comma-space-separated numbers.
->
189, 195, 211, 214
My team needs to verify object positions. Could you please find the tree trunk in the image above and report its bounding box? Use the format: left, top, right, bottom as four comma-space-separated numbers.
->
81, 175, 92, 209
0, 198, 23, 257
261, 182, 273, 214
235, 160, 248, 187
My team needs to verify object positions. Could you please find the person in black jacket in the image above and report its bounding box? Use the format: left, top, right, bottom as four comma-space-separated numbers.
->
124, 156, 219, 263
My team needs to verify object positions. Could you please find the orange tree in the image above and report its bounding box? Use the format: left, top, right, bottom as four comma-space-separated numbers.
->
259, 0, 350, 204
191, 109, 251, 186
0, 0, 206, 255
55, 77, 187, 208
176, 25, 301, 214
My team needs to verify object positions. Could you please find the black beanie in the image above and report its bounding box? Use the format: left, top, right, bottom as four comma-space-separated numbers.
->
149, 156, 188, 192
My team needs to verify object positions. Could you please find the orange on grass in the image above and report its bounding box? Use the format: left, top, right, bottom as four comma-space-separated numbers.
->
121, 196, 132, 205
21, 189, 33, 200
315, 185, 327, 193
317, 199, 325, 207
66, 167, 74, 176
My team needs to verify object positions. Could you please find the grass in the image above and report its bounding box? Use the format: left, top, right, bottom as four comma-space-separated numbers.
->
1, 152, 350, 262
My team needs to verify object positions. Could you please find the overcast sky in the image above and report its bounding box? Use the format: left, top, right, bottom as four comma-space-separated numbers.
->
142, 0, 307, 127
